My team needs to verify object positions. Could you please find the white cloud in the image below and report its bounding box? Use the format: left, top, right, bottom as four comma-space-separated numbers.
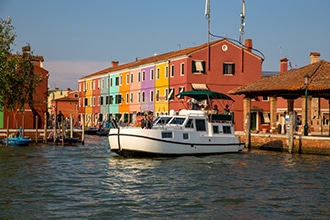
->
43, 60, 110, 90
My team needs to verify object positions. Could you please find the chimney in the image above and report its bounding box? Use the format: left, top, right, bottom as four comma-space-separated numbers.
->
112, 61, 119, 67
244, 39, 252, 52
280, 58, 289, 73
310, 52, 320, 64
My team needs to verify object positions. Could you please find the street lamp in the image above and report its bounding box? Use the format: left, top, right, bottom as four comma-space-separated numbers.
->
304, 74, 310, 136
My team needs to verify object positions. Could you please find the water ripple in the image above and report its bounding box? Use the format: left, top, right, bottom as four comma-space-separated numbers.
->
0, 137, 329, 219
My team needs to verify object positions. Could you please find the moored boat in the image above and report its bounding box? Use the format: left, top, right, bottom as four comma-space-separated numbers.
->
108, 90, 244, 157
2, 136, 33, 146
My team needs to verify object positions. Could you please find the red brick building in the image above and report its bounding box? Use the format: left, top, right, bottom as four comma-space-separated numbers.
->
0, 47, 49, 129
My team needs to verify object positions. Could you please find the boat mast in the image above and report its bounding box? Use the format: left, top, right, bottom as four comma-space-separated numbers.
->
239, 0, 246, 72
205, 0, 211, 71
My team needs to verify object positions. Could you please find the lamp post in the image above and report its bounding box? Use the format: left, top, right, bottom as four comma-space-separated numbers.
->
304, 74, 310, 136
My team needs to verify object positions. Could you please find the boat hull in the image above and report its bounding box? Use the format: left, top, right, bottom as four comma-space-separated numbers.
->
1, 137, 33, 146
108, 127, 244, 157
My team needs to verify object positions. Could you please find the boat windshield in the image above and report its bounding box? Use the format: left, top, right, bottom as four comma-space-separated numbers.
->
169, 117, 186, 125
153, 116, 172, 125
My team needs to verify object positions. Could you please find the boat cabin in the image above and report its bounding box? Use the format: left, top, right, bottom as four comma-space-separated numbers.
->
152, 109, 235, 137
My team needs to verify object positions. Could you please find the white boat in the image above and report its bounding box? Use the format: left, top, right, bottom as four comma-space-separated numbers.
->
108, 90, 244, 157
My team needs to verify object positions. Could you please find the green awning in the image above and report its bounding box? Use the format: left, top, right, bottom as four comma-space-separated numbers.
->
176, 90, 234, 101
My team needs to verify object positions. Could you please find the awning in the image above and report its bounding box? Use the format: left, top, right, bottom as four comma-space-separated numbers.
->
176, 90, 234, 101
192, 83, 208, 90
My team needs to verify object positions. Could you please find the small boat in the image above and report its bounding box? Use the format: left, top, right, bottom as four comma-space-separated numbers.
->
96, 128, 110, 136
1, 127, 33, 147
108, 90, 244, 157
84, 127, 99, 135
2, 136, 33, 146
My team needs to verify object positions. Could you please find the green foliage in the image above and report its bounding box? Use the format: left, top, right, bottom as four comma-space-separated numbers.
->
0, 18, 43, 112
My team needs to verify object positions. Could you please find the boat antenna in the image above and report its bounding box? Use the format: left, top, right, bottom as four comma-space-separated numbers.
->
205, 0, 211, 71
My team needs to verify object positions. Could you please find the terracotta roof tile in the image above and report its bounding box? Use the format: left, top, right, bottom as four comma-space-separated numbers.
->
229, 60, 330, 98
79, 39, 261, 80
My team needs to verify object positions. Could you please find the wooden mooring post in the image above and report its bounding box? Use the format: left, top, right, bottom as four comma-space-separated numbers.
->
81, 114, 85, 145
35, 116, 38, 145
44, 112, 47, 143
245, 112, 251, 149
288, 111, 295, 153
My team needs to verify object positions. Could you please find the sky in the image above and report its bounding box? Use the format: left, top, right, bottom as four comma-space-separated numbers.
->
1, 0, 329, 90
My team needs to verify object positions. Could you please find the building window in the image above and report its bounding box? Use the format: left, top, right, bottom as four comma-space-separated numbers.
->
156, 68, 160, 79
130, 73, 134, 83
177, 87, 185, 99
165, 88, 168, 101
192, 60, 206, 73
149, 91, 153, 102
223, 63, 235, 75
262, 113, 270, 124
180, 63, 184, 76
170, 65, 174, 77
165, 66, 169, 78
142, 71, 145, 81
115, 77, 119, 86
137, 92, 141, 103
156, 90, 160, 102
100, 96, 103, 105
97, 79, 100, 89
138, 72, 141, 82
115, 94, 122, 104
322, 113, 329, 126
119, 76, 122, 85
110, 95, 113, 104
142, 91, 145, 103
130, 93, 133, 103
262, 96, 269, 101
168, 88, 174, 100
126, 74, 129, 84
150, 69, 154, 80
126, 93, 129, 104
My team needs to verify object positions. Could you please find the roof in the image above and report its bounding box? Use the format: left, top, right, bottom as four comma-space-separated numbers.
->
55, 96, 78, 102
229, 60, 330, 99
79, 38, 263, 80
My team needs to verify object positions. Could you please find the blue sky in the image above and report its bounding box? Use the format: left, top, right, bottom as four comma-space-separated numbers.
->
1, 0, 329, 90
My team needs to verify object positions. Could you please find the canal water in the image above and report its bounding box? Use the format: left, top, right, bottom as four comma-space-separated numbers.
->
0, 135, 329, 220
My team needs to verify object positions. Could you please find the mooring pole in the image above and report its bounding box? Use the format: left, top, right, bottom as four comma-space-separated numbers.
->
245, 112, 251, 150
288, 111, 294, 153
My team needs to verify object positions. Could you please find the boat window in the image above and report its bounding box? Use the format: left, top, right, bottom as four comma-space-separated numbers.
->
154, 116, 172, 125
196, 119, 206, 131
213, 125, 219, 134
185, 119, 194, 128
223, 126, 232, 134
162, 132, 173, 138
169, 117, 185, 125
183, 133, 189, 139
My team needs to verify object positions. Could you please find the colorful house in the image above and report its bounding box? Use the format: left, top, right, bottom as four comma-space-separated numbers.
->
78, 39, 265, 131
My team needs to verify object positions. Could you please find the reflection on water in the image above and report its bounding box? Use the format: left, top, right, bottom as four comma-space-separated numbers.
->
0, 136, 329, 219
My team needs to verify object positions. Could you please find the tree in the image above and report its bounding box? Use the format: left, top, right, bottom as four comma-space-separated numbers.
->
0, 18, 43, 113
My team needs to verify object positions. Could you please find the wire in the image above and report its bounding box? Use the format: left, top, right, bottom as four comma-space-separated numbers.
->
209, 32, 265, 61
